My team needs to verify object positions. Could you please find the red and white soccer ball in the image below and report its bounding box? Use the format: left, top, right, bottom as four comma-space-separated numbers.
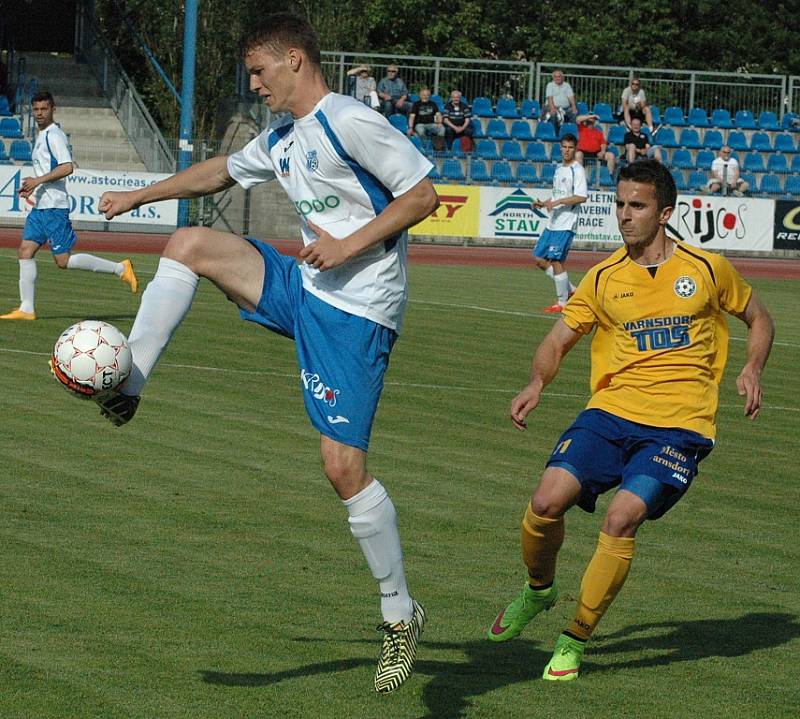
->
52, 320, 132, 398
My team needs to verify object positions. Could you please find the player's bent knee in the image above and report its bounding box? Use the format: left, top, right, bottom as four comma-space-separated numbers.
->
163, 227, 214, 266
603, 507, 645, 537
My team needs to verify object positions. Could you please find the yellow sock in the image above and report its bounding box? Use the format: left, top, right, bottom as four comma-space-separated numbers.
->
568, 532, 635, 640
520, 503, 564, 588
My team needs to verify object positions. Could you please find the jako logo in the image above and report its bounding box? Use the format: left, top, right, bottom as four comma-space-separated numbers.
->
673, 198, 746, 244
301, 369, 340, 407
278, 157, 290, 176
294, 195, 341, 216
430, 194, 468, 219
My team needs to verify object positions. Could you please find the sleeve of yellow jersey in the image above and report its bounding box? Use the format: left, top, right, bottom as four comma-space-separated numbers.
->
561, 269, 600, 335
713, 254, 753, 315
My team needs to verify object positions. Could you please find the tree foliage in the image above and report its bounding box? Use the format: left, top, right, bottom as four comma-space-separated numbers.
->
94, 0, 800, 139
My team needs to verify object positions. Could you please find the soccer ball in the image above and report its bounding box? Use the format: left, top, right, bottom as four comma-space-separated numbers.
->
51, 320, 132, 398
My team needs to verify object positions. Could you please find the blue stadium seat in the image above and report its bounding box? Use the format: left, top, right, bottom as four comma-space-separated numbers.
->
727, 131, 749, 152
687, 107, 709, 128
430, 94, 445, 113
516, 162, 538, 184
550, 143, 562, 162
501, 140, 524, 161
785, 175, 800, 195
475, 139, 500, 160
664, 106, 686, 126
759, 174, 783, 194
654, 127, 679, 148
702, 129, 724, 150
491, 160, 514, 184
10, 140, 32, 162
486, 118, 510, 139
696, 150, 715, 170
608, 125, 627, 145
576, 101, 589, 115
782, 113, 800, 132
525, 141, 548, 162
540, 163, 556, 183
427, 163, 440, 180
521, 99, 541, 118
451, 140, 467, 158
409, 135, 426, 154
671, 169, 688, 190
469, 118, 486, 139
734, 110, 757, 129
792, 155, 800, 173
767, 154, 789, 174
0, 117, 22, 138
688, 171, 708, 192
650, 105, 662, 126
472, 96, 495, 118
740, 172, 757, 191
710, 108, 734, 129
510, 120, 533, 141
757, 111, 780, 131
679, 128, 702, 149
534, 122, 557, 142
0, 95, 11, 117
0, 139, 5, 159
774, 134, 797, 153
599, 166, 615, 187
592, 103, 615, 123
750, 132, 772, 152
559, 122, 579, 139
496, 98, 519, 119
441, 158, 465, 182
671, 149, 694, 169
469, 159, 491, 183
388, 114, 408, 133
742, 153, 765, 173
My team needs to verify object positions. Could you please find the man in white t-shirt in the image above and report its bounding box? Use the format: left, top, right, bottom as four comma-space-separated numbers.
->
96, 13, 438, 695
1, 91, 138, 321
707, 146, 749, 196
621, 78, 654, 132
532, 133, 588, 314
545, 69, 578, 132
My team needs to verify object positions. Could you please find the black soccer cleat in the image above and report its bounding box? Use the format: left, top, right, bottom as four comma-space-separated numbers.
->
95, 391, 141, 427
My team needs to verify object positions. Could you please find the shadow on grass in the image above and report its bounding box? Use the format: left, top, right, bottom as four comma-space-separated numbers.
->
39, 314, 137, 322
199, 612, 799, 718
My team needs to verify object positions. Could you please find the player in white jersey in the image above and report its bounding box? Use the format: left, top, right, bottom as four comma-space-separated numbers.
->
0, 91, 138, 321
531, 133, 588, 314
94, 13, 438, 694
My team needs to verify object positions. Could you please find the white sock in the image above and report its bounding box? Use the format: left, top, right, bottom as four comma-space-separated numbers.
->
345, 479, 413, 624
123, 257, 199, 396
544, 264, 555, 279
67, 253, 124, 275
554, 271, 571, 306
569, 281, 577, 293
19, 259, 37, 313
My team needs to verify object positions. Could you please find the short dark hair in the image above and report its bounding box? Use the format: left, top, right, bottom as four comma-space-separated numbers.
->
240, 12, 321, 66
618, 159, 677, 211
32, 91, 54, 106
561, 133, 577, 145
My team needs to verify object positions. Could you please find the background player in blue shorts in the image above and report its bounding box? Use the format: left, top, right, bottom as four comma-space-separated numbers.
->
488, 160, 774, 681
1, 91, 138, 321
95, 13, 438, 694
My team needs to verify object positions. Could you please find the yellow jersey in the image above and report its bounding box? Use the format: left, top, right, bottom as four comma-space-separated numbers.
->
562, 241, 752, 438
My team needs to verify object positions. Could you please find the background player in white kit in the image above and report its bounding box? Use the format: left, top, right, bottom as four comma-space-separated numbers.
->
1, 91, 138, 321
95, 13, 438, 694
531, 133, 588, 314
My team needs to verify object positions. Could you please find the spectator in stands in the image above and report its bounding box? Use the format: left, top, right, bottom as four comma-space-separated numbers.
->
624, 118, 662, 164
621, 77, 654, 132
377, 65, 411, 116
545, 69, 578, 132
407, 87, 445, 150
346, 65, 379, 109
707, 145, 749, 196
443, 90, 473, 151
575, 113, 616, 176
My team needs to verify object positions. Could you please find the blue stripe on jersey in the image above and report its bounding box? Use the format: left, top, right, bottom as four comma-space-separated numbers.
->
313, 109, 399, 251
44, 132, 58, 171
267, 122, 294, 152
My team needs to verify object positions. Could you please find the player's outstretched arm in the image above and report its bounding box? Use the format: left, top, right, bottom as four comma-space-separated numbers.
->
511, 319, 582, 431
733, 291, 775, 420
99, 155, 236, 220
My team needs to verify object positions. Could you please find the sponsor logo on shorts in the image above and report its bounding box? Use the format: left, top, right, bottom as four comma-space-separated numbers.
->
327, 415, 350, 424
301, 369, 340, 407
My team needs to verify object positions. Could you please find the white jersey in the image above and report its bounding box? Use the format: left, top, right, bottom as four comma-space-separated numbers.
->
31, 122, 73, 209
227, 92, 433, 331
547, 161, 588, 232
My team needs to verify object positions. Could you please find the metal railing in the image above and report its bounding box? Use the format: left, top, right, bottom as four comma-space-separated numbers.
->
74, 3, 175, 174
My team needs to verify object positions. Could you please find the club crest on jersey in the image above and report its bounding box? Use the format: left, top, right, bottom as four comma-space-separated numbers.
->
674, 276, 696, 298
306, 150, 319, 172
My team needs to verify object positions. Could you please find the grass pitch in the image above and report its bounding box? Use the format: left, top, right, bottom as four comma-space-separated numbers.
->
0, 248, 798, 719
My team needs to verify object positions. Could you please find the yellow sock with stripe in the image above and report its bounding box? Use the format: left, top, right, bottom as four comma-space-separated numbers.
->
568, 532, 635, 640
520, 503, 564, 588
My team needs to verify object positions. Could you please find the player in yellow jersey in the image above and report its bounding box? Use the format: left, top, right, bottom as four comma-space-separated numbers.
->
487, 159, 775, 680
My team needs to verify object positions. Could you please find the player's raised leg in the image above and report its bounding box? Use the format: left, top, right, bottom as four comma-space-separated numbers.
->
96, 227, 264, 425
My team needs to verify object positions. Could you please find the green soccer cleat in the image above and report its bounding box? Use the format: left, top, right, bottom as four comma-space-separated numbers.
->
542, 633, 586, 681
487, 580, 558, 642
374, 599, 426, 693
